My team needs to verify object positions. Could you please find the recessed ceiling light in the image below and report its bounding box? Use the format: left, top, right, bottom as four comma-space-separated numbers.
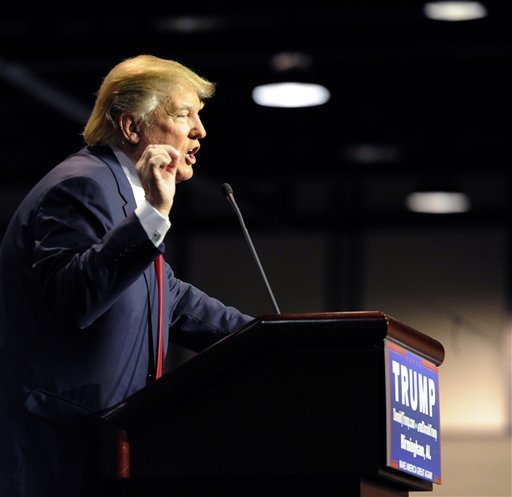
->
252, 82, 330, 108
342, 143, 403, 164
252, 51, 330, 108
423, 1, 488, 21
154, 16, 226, 34
405, 191, 471, 214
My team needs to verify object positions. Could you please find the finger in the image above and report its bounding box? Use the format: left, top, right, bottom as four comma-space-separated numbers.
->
154, 144, 180, 161
148, 150, 180, 172
137, 152, 173, 173
144, 144, 180, 163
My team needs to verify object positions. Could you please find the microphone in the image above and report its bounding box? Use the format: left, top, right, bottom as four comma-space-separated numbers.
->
220, 183, 281, 314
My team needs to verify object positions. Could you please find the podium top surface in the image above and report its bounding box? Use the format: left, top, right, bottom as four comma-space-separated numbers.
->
256, 311, 444, 365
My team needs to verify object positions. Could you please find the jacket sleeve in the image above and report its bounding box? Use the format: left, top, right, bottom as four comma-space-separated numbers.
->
32, 175, 160, 329
166, 265, 255, 351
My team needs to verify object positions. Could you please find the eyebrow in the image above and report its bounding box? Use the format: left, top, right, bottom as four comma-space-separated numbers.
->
176, 99, 205, 111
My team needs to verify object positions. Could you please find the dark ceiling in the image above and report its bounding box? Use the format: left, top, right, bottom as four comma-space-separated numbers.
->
1, 3, 512, 231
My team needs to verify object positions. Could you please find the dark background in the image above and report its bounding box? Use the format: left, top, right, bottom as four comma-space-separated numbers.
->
1, 3, 511, 311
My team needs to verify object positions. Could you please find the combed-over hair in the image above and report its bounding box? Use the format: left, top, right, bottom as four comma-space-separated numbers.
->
82, 54, 215, 146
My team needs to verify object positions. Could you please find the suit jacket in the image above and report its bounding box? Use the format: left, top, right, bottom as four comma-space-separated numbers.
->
0, 145, 253, 497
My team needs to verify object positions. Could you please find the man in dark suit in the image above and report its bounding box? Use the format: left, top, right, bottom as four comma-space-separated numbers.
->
0, 54, 253, 497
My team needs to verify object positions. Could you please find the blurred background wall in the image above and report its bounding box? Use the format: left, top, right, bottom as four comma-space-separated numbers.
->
172, 217, 511, 497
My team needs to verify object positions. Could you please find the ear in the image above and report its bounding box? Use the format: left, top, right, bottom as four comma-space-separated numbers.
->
118, 112, 141, 144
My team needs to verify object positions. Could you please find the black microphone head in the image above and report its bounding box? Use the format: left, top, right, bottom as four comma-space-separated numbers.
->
220, 183, 233, 196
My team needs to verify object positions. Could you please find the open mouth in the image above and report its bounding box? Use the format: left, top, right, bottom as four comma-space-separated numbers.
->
185, 146, 199, 166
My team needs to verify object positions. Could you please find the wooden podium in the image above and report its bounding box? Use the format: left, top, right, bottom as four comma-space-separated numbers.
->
99, 311, 445, 497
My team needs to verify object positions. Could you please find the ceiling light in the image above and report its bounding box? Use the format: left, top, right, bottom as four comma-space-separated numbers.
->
423, 1, 488, 21
252, 51, 330, 108
252, 82, 330, 108
154, 16, 226, 34
405, 191, 471, 214
342, 143, 403, 164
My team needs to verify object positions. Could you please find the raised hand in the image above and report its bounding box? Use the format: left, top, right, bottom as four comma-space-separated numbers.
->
136, 144, 181, 217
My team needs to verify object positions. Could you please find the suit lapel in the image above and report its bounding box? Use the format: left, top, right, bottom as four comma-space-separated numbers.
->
88, 145, 137, 217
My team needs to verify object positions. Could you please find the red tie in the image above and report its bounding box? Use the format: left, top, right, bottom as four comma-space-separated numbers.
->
154, 254, 164, 379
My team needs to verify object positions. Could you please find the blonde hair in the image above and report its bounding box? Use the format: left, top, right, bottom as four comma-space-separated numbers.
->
82, 54, 215, 146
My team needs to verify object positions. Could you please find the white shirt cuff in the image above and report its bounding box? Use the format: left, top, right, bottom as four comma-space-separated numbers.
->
135, 200, 171, 247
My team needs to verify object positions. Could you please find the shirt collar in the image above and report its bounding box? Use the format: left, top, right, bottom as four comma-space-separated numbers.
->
110, 145, 145, 207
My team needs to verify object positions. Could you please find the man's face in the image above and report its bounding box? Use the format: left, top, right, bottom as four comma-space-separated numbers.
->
140, 88, 206, 183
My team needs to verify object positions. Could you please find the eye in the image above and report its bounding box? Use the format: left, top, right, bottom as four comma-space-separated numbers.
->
174, 109, 191, 119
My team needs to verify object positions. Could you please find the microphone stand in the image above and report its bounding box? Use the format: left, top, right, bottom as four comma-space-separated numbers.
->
221, 183, 281, 314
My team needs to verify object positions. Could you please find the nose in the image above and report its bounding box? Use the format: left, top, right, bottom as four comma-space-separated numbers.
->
191, 116, 206, 140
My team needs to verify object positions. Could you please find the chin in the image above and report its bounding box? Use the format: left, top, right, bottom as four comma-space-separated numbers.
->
176, 167, 194, 183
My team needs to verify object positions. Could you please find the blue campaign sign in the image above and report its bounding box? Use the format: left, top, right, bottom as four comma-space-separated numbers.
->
384, 339, 441, 484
